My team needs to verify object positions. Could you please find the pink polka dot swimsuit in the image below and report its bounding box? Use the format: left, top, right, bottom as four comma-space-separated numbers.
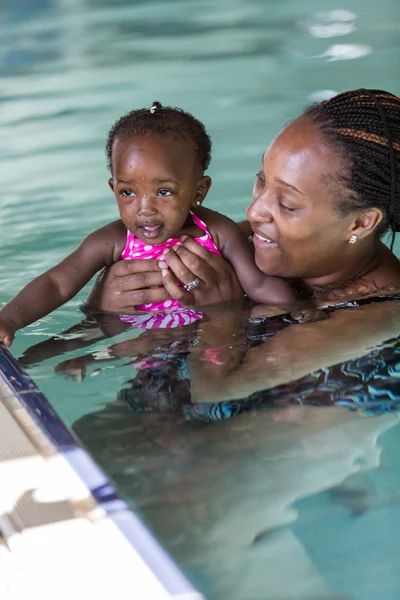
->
119, 211, 221, 329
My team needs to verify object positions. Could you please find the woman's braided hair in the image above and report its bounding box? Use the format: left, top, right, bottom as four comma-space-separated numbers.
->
106, 101, 211, 173
304, 89, 400, 247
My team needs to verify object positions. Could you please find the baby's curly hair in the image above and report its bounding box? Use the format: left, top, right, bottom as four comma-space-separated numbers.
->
105, 101, 212, 173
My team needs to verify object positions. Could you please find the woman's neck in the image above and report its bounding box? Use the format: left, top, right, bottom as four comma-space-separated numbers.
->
297, 242, 400, 301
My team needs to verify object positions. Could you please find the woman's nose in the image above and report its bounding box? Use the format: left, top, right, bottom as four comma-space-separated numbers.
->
137, 196, 157, 216
246, 193, 273, 223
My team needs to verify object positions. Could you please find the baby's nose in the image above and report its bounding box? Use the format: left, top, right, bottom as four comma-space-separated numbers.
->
137, 196, 157, 216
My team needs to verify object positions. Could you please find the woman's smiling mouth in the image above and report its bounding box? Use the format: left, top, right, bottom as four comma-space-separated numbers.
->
252, 230, 278, 249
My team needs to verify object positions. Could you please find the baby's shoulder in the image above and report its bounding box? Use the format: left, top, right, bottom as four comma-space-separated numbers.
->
92, 219, 126, 242
85, 219, 127, 264
193, 206, 237, 231
194, 206, 247, 248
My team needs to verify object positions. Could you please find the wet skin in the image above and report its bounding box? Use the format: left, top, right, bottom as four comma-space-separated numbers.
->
248, 115, 386, 285
0, 130, 299, 347
109, 135, 211, 245
93, 116, 400, 312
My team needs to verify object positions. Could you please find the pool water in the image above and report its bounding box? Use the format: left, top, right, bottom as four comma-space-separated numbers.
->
1, 0, 400, 598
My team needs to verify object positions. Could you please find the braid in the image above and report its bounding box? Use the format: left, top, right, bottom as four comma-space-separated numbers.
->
304, 89, 400, 245
106, 101, 212, 173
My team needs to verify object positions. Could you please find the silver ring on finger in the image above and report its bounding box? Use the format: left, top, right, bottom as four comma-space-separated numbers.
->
184, 278, 200, 291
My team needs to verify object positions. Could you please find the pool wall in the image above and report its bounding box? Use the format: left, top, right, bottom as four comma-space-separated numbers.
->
0, 345, 204, 600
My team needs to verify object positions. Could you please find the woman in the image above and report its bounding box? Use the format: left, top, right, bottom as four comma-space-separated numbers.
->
67, 89, 400, 600
74, 88, 400, 409
86, 88, 400, 311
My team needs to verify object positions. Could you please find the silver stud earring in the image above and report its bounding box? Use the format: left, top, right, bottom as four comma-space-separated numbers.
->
196, 201, 201, 205
349, 235, 358, 244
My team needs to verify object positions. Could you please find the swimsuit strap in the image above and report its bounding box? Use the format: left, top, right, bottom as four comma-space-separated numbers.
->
190, 210, 208, 233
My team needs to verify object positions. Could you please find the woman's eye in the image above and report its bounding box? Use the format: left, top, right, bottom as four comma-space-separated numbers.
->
158, 189, 173, 197
121, 189, 135, 197
278, 199, 296, 212
255, 172, 265, 185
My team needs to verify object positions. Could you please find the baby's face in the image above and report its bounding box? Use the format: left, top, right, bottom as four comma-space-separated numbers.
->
109, 134, 204, 245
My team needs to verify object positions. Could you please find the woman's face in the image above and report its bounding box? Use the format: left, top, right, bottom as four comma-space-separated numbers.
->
246, 116, 355, 282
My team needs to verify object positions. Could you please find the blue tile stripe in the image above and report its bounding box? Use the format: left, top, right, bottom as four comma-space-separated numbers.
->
0, 345, 202, 598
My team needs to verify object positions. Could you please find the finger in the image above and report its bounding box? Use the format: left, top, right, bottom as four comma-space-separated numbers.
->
161, 269, 194, 306
180, 236, 230, 274
111, 259, 161, 277
116, 271, 164, 291
118, 286, 171, 311
179, 236, 216, 260
179, 237, 244, 300
163, 247, 216, 285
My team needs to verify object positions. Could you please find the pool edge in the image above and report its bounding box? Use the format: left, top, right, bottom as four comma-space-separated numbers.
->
0, 345, 204, 600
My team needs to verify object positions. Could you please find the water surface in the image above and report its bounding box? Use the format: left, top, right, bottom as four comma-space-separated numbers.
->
1, 1, 400, 598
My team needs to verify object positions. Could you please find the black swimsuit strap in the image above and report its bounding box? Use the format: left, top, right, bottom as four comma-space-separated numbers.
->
246, 293, 400, 344
321, 292, 400, 311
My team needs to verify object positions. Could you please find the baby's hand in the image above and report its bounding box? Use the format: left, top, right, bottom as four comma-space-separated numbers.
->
0, 322, 16, 347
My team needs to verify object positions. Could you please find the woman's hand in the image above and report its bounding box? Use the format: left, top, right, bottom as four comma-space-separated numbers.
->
159, 236, 245, 306
84, 259, 169, 314
85, 237, 245, 314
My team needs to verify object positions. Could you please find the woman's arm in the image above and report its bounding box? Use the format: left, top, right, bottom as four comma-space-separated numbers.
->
188, 300, 400, 402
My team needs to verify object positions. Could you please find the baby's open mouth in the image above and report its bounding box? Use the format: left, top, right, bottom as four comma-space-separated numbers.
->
137, 224, 164, 239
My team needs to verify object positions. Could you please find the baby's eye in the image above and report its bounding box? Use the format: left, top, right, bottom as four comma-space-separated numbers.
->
121, 189, 135, 197
158, 189, 173, 197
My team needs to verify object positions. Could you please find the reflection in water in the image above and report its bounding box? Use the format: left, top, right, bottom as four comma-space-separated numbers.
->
20, 300, 400, 599
316, 43, 372, 61
73, 401, 398, 600
2, 0, 400, 598
300, 9, 357, 39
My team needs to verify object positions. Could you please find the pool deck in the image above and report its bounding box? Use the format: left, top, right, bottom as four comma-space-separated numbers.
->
0, 347, 204, 600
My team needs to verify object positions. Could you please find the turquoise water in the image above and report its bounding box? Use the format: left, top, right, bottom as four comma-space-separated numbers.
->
2, 0, 400, 598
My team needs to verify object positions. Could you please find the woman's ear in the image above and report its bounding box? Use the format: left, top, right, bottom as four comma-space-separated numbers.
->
348, 207, 384, 241
108, 177, 114, 192
193, 176, 212, 207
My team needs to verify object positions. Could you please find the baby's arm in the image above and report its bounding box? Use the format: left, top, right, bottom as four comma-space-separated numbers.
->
0, 221, 126, 346
206, 210, 297, 305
